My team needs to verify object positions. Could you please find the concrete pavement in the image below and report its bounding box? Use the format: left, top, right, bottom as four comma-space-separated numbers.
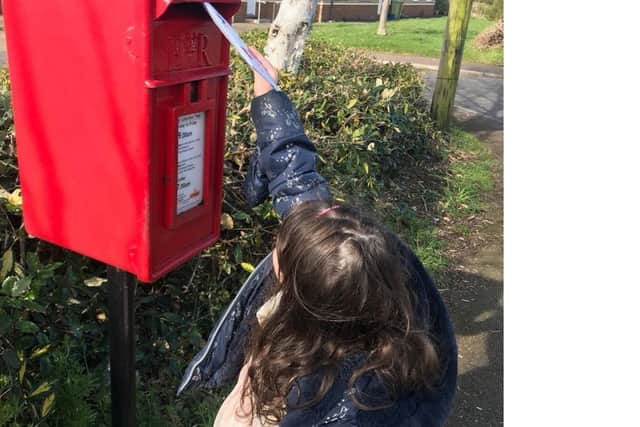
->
232, 22, 272, 33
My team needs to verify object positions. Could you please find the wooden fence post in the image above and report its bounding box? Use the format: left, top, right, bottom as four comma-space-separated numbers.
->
430, 0, 473, 129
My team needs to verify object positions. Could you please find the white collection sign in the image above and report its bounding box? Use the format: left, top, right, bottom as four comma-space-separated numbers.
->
176, 112, 205, 214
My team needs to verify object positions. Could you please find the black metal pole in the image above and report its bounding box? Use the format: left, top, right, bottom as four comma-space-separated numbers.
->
107, 267, 137, 427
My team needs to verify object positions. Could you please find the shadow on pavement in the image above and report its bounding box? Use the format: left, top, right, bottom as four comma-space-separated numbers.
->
439, 269, 503, 426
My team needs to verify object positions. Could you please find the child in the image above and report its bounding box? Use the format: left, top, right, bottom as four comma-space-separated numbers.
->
180, 49, 457, 427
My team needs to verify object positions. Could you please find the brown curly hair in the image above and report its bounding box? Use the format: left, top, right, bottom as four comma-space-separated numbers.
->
242, 201, 441, 423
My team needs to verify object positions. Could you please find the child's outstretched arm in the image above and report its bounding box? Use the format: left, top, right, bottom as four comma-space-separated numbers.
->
242, 48, 331, 218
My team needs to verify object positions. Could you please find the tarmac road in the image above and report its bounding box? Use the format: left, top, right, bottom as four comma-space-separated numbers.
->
424, 70, 504, 130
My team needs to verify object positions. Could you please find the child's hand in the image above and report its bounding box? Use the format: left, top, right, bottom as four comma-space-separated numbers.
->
248, 47, 279, 97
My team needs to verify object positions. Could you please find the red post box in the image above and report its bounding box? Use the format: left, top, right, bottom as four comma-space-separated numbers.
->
2, 0, 241, 282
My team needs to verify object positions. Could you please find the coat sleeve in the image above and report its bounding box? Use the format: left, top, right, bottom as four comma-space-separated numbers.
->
243, 90, 332, 218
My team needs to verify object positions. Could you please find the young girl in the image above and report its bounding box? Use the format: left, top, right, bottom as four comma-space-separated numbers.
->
179, 49, 457, 427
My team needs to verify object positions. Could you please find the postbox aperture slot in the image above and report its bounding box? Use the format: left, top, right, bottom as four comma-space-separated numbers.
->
190, 81, 200, 102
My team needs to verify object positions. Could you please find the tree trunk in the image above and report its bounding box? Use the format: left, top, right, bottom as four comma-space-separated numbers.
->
377, 0, 391, 36
264, 0, 319, 74
430, 0, 473, 129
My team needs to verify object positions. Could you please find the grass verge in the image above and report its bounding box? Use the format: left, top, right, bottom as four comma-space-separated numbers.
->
384, 128, 496, 279
311, 17, 503, 66
441, 129, 496, 219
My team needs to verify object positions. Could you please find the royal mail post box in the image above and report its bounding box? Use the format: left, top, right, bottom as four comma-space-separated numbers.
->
3, 0, 241, 281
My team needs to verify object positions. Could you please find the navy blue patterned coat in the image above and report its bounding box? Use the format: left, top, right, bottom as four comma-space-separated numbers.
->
179, 90, 457, 426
